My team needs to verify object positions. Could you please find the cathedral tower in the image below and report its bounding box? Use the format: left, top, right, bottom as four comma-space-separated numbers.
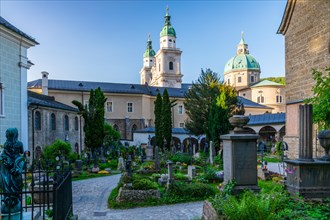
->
141, 7, 183, 88
140, 34, 156, 85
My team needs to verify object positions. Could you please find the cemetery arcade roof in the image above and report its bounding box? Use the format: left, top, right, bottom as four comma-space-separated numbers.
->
248, 112, 285, 125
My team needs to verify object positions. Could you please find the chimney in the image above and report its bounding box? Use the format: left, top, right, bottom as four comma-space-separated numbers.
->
41, 71, 49, 95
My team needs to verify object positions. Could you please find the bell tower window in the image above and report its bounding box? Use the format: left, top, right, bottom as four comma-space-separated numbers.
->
169, 62, 174, 70
250, 75, 255, 83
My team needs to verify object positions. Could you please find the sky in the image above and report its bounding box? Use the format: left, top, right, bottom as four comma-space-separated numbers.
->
1, 0, 287, 84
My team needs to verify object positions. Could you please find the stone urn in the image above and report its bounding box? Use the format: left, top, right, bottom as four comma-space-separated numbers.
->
318, 130, 330, 161
229, 115, 250, 133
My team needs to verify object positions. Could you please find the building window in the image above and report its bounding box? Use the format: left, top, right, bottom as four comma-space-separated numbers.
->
84, 100, 89, 108
106, 101, 113, 112
179, 123, 185, 128
276, 95, 283, 103
50, 113, 56, 130
178, 105, 183, 114
127, 102, 133, 113
227, 78, 230, 84
64, 115, 69, 131
251, 75, 255, 83
169, 61, 174, 70
114, 124, 119, 131
35, 111, 41, 130
242, 93, 246, 97
0, 83, 3, 116
169, 39, 172, 42
238, 76, 242, 83
75, 116, 79, 130
159, 64, 161, 71
257, 95, 265, 104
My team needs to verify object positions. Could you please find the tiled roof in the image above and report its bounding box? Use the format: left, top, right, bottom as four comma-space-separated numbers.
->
134, 127, 190, 134
238, 96, 272, 109
0, 16, 39, 44
28, 91, 78, 112
28, 79, 270, 110
248, 113, 285, 125
28, 79, 191, 98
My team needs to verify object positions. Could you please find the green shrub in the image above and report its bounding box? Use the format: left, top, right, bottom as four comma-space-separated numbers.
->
68, 152, 79, 162
132, 178, 158, 190
43, 140, 72, 162
168, 181, 216, 199
214, 154, 223, 166
141, 161, 155, 170
203, 167, 217, 180
171, 153, 192, 164
174, 173, 189, 181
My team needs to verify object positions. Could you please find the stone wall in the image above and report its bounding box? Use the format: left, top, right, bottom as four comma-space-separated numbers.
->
28, 106, 80, 155
283, 0, 330, 158
202, 200, 219, 220
116, 187, 160, 202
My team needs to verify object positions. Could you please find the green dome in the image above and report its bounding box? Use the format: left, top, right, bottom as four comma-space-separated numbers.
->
224, 54, 260, 73
160, 7, 176, 37
143, 36, 156, 58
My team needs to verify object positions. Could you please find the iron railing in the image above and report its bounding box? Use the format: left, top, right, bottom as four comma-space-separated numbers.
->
0, 159, 73, 220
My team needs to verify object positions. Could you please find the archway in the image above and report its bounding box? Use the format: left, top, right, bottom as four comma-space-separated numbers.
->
259, 126, 277, 148
243, 127, 257, 134
278, 126, 286, 141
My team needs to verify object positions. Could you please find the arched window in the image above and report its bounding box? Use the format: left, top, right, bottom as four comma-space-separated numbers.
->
169, 61, 173, 70
75, 116, 79, 130
64, 115, 69, 131
257, 95, 265, 104
114, 124, 119, 131
50, 113, 56, 130
35, 111, 41, 130
131, 124, 137, 140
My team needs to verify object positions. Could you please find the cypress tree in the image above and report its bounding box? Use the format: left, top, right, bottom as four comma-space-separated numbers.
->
162, 89, 172, 150
154, 92, 163, 147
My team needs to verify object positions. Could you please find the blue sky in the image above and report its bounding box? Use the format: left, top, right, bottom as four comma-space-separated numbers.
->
1, 1, 287, 84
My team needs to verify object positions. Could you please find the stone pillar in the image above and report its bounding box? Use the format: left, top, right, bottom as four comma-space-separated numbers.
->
298, 104, 313, 161
188, 165, 196, 180
221, 133, 259, 194
193, 144, 196, 156
167, 160, 174, 184
155, 146, 160, 171
209, 141, 214, 165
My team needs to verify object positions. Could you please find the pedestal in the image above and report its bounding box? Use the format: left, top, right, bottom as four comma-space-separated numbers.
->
285, 159, 330, 199
221, 134, 259, 194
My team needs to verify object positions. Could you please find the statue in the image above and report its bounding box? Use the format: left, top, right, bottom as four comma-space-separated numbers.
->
0, 128, 25, 214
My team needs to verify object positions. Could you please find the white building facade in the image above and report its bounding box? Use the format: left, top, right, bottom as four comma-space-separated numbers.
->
0, 16, 38, 148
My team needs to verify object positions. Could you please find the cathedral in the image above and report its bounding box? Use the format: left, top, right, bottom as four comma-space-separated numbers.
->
140, 7, 183, 88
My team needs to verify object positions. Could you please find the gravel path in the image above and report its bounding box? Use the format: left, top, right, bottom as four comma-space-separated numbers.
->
72, 174, 203, 220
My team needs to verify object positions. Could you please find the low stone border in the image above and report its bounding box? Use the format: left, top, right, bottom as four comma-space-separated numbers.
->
116, 187, 161, 202
202, 200, 219, 220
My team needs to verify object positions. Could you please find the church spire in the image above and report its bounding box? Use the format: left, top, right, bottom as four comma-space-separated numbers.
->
143, 34, 155, 58
237, 32, 249, 55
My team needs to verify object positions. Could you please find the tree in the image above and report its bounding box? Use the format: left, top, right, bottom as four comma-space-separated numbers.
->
184, 68, 222, 136
305, 67, 330, 130
162, 89, 172, 150
104, 123, 120, 148
72, 87, 107, 165
154, 92, 163, 148
261, 77, 286, 85
208, 85, 237, 147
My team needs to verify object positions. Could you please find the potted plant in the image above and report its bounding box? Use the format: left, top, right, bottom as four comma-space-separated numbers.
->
306, 67, 330, 161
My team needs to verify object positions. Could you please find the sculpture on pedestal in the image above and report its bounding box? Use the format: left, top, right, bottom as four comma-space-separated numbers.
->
0, 128, 25, 214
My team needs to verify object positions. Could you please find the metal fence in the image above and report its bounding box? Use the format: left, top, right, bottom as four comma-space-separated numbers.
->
0, 159, 73, 220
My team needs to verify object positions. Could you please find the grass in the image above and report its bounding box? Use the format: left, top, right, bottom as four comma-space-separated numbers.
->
257, 153, 282, 163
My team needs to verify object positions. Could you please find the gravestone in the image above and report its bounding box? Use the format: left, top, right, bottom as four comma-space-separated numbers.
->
221, 127, 259, 194
167, 160, 174, 185
209, 141, 214, 165
75, 160, 83, 172
193, 144, 196, 157
146, 145, 153, 161
188, 165, 196, 180
117, 157, 125, 170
